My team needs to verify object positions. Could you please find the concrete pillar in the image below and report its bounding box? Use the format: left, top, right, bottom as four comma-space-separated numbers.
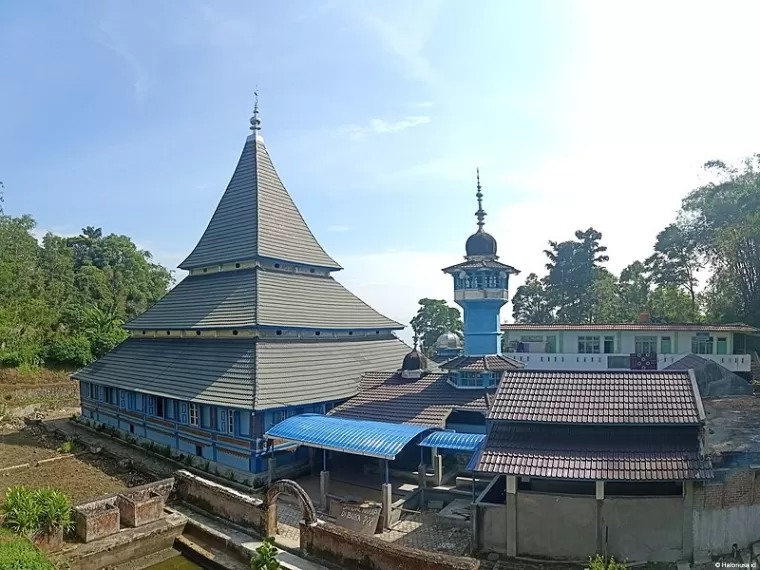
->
418, 463, 427, 489
682, 481, 694, 561
381, 483, 393, 529
433, 454, 443, 487
267, 457, 276, 485
506, 476, 517, 557
596, 481, 605, 555
320, 470, 330, 509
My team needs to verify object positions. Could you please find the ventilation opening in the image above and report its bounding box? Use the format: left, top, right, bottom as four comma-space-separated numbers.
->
129, 424, 134, 434
235, 263, 241, 268
142, 330, 147, 335
276, 330, 282, 336
348, 331, 353, 336
166, 331, 171, 336
196, 330, 201, 336
232, 330, 239, 336
315, 331, 321, 336
310, 268, 315, 273
274, 263, 280, 269
203, 268, 208, 273
375, 330, 380, 335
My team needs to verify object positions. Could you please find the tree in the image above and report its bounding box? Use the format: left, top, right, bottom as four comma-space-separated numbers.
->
410, 298, 462, 354
511, 274, 555, 323
646, 223, 701, 311
616, 261, 651, 321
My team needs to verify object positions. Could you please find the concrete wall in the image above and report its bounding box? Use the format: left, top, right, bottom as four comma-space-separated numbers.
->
516, 493, 597, 559
693, 470, 760, 563
602, 497, 683, 562
300, 520, 479, 570
472, 503, 507, 554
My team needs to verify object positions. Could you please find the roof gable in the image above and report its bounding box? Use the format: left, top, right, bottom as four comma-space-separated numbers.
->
180, 136, 340, 271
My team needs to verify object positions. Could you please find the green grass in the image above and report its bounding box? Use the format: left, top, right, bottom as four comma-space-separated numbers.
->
0, 529, 54, 570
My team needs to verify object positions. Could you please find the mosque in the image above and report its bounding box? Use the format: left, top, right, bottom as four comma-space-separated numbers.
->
72, 103, 522, 480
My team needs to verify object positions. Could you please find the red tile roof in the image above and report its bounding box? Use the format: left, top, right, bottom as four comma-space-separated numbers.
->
473, 424, 712, 481
489, 370, 703, 425
439, 354, 524, 372
328, 372, 491, 427
500, 322, 758, 333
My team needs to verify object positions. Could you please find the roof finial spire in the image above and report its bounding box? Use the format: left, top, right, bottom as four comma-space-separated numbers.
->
249, 87, 261, 133
475, 167, 486, 231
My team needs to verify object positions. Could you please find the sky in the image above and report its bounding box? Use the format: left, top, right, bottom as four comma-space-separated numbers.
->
2, 0, 760, 344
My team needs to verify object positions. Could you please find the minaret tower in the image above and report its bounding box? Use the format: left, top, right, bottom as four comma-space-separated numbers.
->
442, 170, 519, 357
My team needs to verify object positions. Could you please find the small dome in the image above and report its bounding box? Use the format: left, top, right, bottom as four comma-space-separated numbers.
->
465, 229, 497, 257
436, 332, 462, 350
401, 348, 427, 372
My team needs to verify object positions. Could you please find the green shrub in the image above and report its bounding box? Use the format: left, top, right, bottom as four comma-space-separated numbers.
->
57, 441, 75, 454
0, 529, 54, 570
251, 536, 280, 570
35, 489, 73, 534
43, 335, 93, 367
587, 555, 626, 570
0, 352, 24, 368
1, 486, 73, 537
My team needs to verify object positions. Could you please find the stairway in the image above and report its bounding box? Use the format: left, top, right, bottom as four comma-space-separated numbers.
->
751, 351, 760, 385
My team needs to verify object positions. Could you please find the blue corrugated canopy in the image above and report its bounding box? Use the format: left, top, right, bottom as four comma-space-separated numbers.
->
419, 431, 486, 453
264, 414, 437, 460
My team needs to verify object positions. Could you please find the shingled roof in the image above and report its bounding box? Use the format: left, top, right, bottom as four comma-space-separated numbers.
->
72, 337, 411, 410
473, 424, 713, 481
328, 371, 492, 427
500, 322, 759, 333
439, 354, 524, 372
179, 135, 341, 271
489, 370, 705, 425
124, 268, 402, 331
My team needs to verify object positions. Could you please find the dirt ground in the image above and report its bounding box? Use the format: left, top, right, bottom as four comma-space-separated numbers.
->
0, 423, 152, 504
0, 366, 72, 387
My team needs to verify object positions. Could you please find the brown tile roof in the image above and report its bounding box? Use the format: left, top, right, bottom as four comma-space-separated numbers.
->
500, 322, 759, 333
439, 354, 524, 371
473, 424, 712, 481
329, 372, 492, 427
489, 370, 703, 425
442, 259, 520, 273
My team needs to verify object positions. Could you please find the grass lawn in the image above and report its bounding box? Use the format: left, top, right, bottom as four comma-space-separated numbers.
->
0, 529, 53, 570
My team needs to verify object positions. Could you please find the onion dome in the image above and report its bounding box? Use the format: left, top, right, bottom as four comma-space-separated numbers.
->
435, 332, 462, 350
465, 168, 498, 258
401, 347, 427, 372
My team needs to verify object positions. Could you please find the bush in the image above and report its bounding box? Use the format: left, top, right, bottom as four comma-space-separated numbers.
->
587, 555, 626, 570
0, 529, 54, 570
57, 441, 76, 454
0, 352, 24, 368
1, 486, 73, 537
251, 536, 281, 570
44, 335, 93, 367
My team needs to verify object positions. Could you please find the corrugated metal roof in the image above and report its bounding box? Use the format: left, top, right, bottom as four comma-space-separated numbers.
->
125, 268, 402, 331
180, 136, 341, 271
264, 414, 435, 459
500, 322, 759, 333
489, 370, 702, 425
72, 337, 412, 411
419, 431, 485, 453
329, 371, 492, 427
473, 424, 713, 481
442, 259, 519, 273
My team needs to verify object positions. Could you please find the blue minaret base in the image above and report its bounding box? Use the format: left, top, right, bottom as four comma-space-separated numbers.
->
458, 299, 505, 356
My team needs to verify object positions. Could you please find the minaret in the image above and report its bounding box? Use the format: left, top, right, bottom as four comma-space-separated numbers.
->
442, 171, 518, 357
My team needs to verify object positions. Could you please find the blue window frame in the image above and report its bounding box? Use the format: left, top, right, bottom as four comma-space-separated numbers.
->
119, 390, 126, 408
128, 393, 136, 410
146, 396, 155, 416
180, 402, 189, 424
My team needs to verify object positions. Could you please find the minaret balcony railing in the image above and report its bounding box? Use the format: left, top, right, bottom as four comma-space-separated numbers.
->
453, 277, 508, 290
454, 289, 509, 302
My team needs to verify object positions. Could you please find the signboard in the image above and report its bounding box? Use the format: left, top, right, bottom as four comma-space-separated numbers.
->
332, 500, 382, 536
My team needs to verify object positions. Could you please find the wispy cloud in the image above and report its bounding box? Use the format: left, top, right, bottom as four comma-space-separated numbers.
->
408, 101, 435, 108
327, 225, 353, 233
339, 116, 431, 140
93, 7, 150, 101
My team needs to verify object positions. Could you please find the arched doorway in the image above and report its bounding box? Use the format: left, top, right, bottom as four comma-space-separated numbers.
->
265, 479, 317, 544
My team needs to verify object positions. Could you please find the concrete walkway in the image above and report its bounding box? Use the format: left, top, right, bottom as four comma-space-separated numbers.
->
172, 503, 329, 570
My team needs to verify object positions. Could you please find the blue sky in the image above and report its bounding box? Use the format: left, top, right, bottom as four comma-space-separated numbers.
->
2, 0, 760, 341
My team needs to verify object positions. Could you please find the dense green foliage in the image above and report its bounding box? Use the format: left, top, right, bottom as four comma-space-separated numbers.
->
251, 536, 281, 570
586, 554, 626, 570
0, 192, 172, 368
0, 529, 54, 570
1, 486, 74, 537
410, 298, 463, 354
512, 156, 760, 327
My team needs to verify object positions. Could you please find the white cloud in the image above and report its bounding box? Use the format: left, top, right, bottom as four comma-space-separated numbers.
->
339, 116, 431, 140
327, 225, 352, 233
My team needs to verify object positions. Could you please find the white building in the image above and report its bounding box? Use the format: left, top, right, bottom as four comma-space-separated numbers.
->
501, 316, 758, 376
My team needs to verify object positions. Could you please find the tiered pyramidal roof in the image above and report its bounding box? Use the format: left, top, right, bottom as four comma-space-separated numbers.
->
73, 103, 410, 410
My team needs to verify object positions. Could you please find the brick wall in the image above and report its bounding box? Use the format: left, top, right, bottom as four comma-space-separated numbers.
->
300, 521, 479, 570
694, 470, 759, 510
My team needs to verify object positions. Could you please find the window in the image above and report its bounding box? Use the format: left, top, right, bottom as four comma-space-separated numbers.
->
119, 390, 126, 409
546, 336, 557, 354
660, 336, 672, 354
457, 372, 481, 387
195, 445, 202, 457
691, 335, 714, 355
603, 336, 615, 354
578, 336, 600, 354
634, 336, 657, 354
227, 411, 235, 434
128, 393, 136, 410
274, 411, 286, 424
156, 398, 165, 418
520, 335, 544, 343
104, 387, 113, 404
189, 403, 199, 426
716, 337, 728, 355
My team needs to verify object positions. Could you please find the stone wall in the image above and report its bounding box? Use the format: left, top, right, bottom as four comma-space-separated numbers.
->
173, 470, 264, 533
693, 469, 760, 562
300, 521, 479, 570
